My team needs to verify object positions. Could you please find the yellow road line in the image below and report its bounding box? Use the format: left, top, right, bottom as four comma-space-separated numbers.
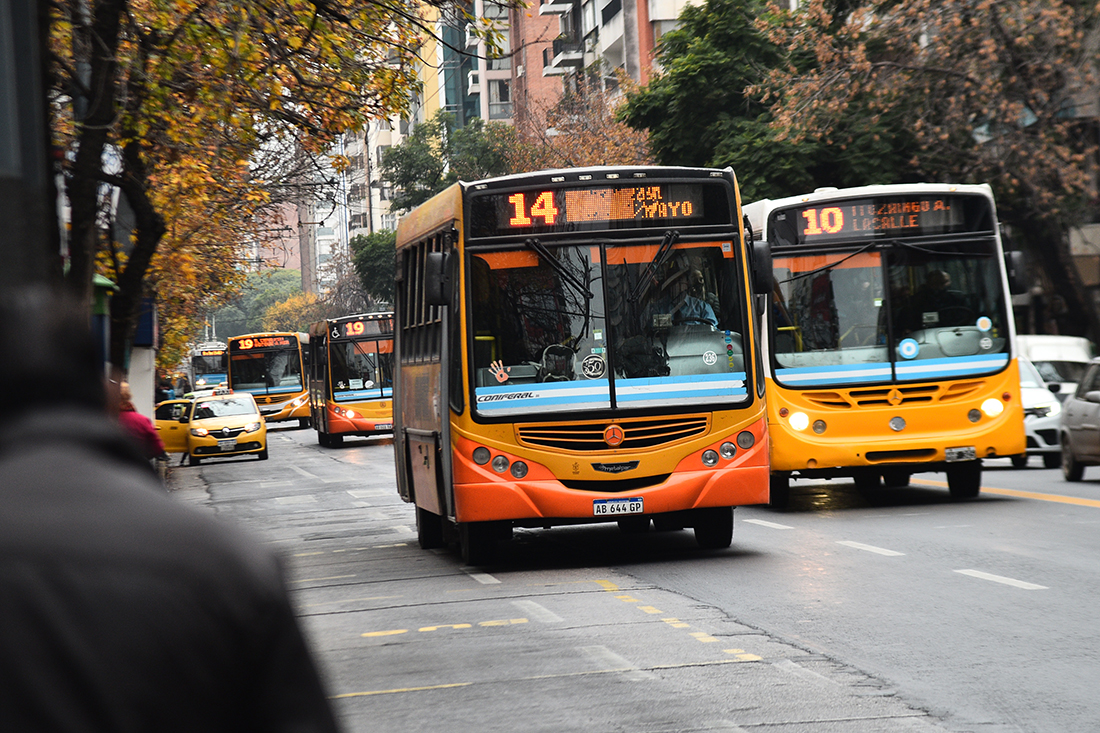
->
332, 682, 472, 699
914, 479, 1100, 508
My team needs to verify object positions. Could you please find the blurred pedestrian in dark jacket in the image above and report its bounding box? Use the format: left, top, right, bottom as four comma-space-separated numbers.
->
0, 286, 340, 732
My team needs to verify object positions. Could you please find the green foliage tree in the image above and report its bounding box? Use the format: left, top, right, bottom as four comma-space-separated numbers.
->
382, 110, 517, 213
351, 230, 397, 306
618, 0, 918, 202
214, 270, 303, 338
758, 0, 1100, 340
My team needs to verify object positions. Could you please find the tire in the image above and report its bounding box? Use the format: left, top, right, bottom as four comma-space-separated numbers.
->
330, 433, 343, 446
1062, 438, 1084, 481
693, 507, 734, 550
853, 469, 880, 493
1043, 452, 1062, 469
882, 468, 911, 487
768, 474, 790, 509
947, 461, 982, 499
416, 507, 445, 550
187, 453, 201, 466
298, 418, 311, 429
257, 445, 268, 461
459, 522, 496, 566
1010, 454, 1028, 469
318, 431, 331, 447
617, 517, 651, 534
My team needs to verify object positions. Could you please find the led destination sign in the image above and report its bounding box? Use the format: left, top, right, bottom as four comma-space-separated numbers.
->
771, 195, 992, 246
468, 182, 732, 238
231, 335, 296, 351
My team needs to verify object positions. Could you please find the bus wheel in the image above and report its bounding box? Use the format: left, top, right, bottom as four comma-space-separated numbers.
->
768, 474, 790, 509
1010, 454, 1028, 469
853, 469, 880, 493
693, 507, 734, 550
317, 432, 330, 447
416, 507, 445, 550
947, 461, 982, 499
617, 517, 651, 534
188, 453, 201, 466
881, 468, 911, 487
459, 522, 496, 566
298, 418, 311, 429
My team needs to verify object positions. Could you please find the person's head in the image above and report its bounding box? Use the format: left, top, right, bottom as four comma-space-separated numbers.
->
0, 285, 107, 421
926, 270, 950, 290
689, 269, 705, 296
119, 382, 135, 410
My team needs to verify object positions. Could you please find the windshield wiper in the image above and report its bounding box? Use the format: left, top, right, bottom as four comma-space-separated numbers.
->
629, 229, 680, 302
524, 238, 594, 300
777, 241, 879, 285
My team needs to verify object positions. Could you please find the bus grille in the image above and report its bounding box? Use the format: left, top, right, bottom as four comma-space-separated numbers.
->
253, 394, 293, 405
802, 381, 986, 409
516, 415, 710, 452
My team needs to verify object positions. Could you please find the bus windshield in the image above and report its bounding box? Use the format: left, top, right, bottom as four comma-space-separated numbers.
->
230, 349, 303, 394
329, 340, 393, 402
469, 240, 749, 417
771, 238, 1009, 386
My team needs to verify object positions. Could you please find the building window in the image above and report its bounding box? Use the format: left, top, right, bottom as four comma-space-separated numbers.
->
382, 213, 397, 231
488, 27, 511, 70
489, 79, 512, 119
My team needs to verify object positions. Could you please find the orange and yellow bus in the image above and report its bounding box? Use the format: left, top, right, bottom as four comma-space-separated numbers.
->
742, 183, 1026, 505
393, 166, 772, 564
308, 312, 394, 446
226, 332, 312, 428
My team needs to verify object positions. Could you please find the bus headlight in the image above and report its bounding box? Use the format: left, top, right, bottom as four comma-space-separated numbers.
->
981, 399, 1004, 418
473, 447, 491, 465
736, 431, 755, 449
510, 461, 529, 478
812, 420, 827, 434
968, 409, 982, 423
290, 394, 309, 408
701, 450, 720, 467
491, 455, 510, 473
719, 442, 737, 459
788, 412, 810, 431
344, 409, 357, 419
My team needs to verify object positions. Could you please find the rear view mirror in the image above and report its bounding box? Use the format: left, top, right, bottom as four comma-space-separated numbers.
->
424, 251, 452, 307
1004, 250, 1027, 295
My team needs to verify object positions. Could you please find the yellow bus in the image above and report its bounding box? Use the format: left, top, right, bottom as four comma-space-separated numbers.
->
393, 166, 772, 564
308, 312, 394, 447
226, 332, 312, 428
742, 183, 1026, 505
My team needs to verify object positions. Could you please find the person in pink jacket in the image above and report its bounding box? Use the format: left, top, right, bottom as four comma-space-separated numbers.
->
117, 381, 167, 459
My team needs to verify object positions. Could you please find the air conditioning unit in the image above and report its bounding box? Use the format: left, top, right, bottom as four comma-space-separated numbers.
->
467, 70, 481, 95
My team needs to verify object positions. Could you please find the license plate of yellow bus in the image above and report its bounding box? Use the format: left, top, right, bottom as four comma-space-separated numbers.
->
945, 446, 976, 462
593, 498, 643, 516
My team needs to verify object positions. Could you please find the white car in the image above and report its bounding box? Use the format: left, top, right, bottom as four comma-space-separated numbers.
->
1012, 357, 1062, 468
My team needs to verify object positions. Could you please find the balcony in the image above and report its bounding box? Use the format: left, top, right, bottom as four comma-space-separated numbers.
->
539, 0, 573, 15
547, 37, 585, 68
467, 70, 481, 95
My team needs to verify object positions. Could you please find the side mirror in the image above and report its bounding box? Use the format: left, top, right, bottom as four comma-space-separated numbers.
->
1048, 382, 1061, 394
1085, 390, 1100, 404
424, 251, 452, 307
178, 414, 189, 423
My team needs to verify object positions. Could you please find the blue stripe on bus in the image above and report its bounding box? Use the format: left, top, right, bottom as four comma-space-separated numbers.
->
895, 353, 1009, 379
474, 373, 749, 412
775, 363, 893, 386
334, 388, 393, 402
776, 354, 1009, 386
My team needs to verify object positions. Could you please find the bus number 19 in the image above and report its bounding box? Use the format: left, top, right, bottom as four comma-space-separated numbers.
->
802, 206, 844, 236
509, 191, 559, 226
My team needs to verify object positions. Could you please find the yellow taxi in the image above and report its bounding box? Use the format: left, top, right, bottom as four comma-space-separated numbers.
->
156, 389, 268, 466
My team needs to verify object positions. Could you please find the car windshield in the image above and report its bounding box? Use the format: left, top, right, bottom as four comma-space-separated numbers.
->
1019, 358, 1045, 389
192, 397, 256, 419
468, 239, 750, 417
1035, 360, 1088, 384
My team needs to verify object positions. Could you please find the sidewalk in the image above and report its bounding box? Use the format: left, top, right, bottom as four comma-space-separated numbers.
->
164, 461, 212, 510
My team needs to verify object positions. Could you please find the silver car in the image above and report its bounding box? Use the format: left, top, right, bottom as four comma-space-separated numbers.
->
1060, 357, 1100, 480
1012, 358, 1062, 468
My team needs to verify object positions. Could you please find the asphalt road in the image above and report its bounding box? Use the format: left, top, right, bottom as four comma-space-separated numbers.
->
168, 426, 1100, 733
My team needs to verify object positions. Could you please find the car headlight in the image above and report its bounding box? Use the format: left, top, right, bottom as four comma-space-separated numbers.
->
244, 422, 262, 433
190, 428, 209, 437
1040, 400, 1062, 417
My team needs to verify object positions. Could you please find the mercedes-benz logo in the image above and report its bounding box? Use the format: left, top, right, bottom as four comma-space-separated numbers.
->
603, 424, 625, 447
887, 389, 903, 406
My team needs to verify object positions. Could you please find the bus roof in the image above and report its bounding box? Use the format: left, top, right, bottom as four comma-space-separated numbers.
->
395, 183, 462, 248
